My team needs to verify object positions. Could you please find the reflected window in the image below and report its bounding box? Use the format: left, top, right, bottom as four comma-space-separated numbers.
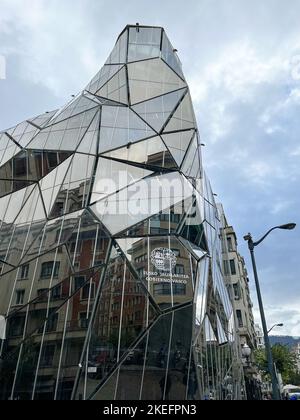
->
227, 237, 234, 252
8, 315, 25, 337
229, 259, 236, 275
79, 312, 90, 329
174, 264, 184, 275
18, 264, 29, 280
40, 345, 55, 367
51, 284, 62, 300
15, 289, 25, 305
236, 310, 243, 328
40, 261, 60, 279
37, 289, 48, 302
153, 283, 186, 296
46, 313, 58, 332
82, 283, 95, 300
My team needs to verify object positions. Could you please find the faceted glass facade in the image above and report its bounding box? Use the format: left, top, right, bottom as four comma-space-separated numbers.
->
0, 25, 244, 400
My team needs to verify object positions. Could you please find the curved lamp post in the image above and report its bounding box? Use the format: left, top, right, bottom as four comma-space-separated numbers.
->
244, 223, 296, 400
267, 324, 284, 335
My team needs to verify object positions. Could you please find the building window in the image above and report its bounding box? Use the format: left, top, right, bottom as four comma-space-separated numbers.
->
51, 284, 61, 300
9, 316, 25, 337
236, 310, 243, 328
79, 312, 90, 329
40, 345, 55, 367
15, 290, 25, 305
37, 289, 48, 302
233, 283, 241, 300
135, 311, 142, 321
46, 313, 58, 333
230, 259, 236, 275
171, 249, 180, 257
82, 283, 95, 300
174, 264, 184, 275
40, 261, 60, 279
18, 264, 29, 280
223, 260, 230, 276
153, 283, 186, 296
227, 237, 233, 252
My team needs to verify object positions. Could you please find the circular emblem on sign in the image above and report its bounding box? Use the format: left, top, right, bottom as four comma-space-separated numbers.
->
150, 248, 177, 273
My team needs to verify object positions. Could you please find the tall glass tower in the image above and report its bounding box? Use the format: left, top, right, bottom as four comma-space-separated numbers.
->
0, 25, 244, 400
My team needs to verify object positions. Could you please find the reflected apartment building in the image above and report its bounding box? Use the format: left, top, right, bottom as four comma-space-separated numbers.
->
0, 25, 247, 400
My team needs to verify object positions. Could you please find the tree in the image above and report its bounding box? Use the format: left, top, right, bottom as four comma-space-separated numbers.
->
254, 344, 298, 384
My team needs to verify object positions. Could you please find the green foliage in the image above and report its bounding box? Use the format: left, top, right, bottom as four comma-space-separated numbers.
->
254, 344, 298, 384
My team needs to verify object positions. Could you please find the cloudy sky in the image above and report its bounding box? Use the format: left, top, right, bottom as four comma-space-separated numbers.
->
0, 0, 299, 336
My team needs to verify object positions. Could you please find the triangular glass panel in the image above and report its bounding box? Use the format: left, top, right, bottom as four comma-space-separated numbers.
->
76, 109, 100, 155
115, 198, 192, 238
90, 172, 194, 236
39, 155, 73, 216
101, 136, 178, 170
86, 64, 124, 95
181, 134, 201, 179
49, 94, 99, 125
194, 256, 209, 329
29, 109, 59, 128
128, 26, 162, 63
162, 130, 194, 166
164, 92, 196, 132
132, 89, 186, 132
0, 149, 73, 198
48, 153, 95, 219
217, 314, 228, 344
27, 108, 98, 151
128, 58, 186, 105
6, 121, 40, 148
204, 315, 218, 343
91, 157, 152, 203
105, 29, 128, 65
161, 31, 185, 80
0, 183, 36, 224
95, 66, 128, 105
0, 132, 22, 168
98, 106, 155, 154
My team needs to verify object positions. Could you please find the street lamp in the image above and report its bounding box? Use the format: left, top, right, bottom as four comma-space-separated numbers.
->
244, 223, 296, 400
267, 324, 284, 335
242, 343, 252, 365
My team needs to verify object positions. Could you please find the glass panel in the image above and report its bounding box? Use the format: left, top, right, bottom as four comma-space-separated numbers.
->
132, 89, 186, 132
48, 153, 95, 219
86, 64, 123, 95
101, 136, 178, 170
27, 109, 98, 151
98, 106, 155, 154
95, 67, 128, 105
162, 130, 194, 166
128, 58, 186, 105
128, 27, 161, 63
105, 29, 128, 65
164, 92, 196, 132
91, 172, 194, 236
49, 94, 99, 125
161, 32, 185, 80
116, 236, 196, 310
91, 157, 152, 203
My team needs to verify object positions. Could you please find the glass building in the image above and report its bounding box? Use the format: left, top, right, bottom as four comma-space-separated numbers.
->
0, 25, 244, 400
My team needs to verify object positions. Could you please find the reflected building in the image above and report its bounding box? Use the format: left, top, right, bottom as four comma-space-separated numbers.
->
0, 25, 245, 400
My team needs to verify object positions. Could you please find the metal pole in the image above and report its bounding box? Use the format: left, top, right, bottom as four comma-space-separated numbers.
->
248, 241, 281, 400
